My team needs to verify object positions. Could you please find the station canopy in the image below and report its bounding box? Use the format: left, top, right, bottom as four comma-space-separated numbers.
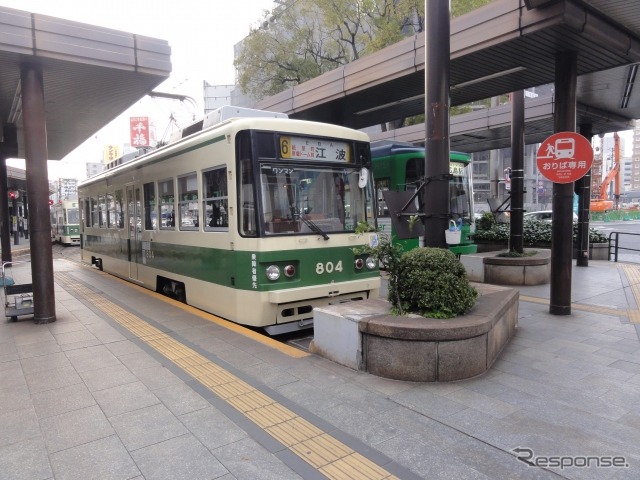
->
0, 6, 171, 160
255, 0, 640, 151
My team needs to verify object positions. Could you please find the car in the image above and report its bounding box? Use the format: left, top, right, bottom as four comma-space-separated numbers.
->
523, 210, 578, 223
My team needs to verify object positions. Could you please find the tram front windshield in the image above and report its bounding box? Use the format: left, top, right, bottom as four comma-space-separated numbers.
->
66, 208, 80, 225
259, 164, 369, 235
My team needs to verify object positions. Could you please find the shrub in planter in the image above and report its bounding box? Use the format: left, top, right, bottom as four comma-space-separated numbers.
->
391, 248, 478, 319
472, 219, 607, 245
476, 212, 497, 231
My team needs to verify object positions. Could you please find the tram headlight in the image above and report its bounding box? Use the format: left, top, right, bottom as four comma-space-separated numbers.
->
284, 264, 296, 278
354, 258, 364, 270
266, 265, 281, 281
365, 256, 377, 270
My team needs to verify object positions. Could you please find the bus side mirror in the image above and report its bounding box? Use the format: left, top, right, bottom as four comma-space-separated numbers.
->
358, 168, 369, 189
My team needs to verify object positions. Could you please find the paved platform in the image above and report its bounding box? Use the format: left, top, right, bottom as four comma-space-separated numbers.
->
1, 255, 640, 479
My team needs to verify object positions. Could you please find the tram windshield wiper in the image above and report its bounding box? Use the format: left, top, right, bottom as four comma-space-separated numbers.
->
295, 208, 329, 240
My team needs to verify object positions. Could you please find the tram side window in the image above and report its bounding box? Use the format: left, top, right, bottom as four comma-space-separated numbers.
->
115, 190, 124, 228
106, 193, 116, 228
83, 199, 90, 228
91, 197, 99, 227
178, 173, 198, 230
143, 182, 156, 230
98, 195, 107, 227
203, 168, 228, 231
159, 179, 175, 229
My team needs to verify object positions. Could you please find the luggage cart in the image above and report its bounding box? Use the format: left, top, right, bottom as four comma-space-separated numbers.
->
2, 261, 34, 321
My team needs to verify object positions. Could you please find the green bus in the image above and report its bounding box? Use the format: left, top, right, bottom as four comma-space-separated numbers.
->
371, 141, 477, 255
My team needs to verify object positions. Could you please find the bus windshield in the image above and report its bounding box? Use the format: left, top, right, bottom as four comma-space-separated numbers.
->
259, 164, 370, 236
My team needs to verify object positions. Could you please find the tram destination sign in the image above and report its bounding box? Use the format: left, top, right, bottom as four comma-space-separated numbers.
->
280, 136, 350, 162
536, 131, 593, 184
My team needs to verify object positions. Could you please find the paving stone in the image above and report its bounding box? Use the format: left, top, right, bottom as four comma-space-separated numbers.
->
31, 382, 96, 418
49, 435, 140, 480
178, 406, 248, 451
40, 404, 115, 453
109, 403, 189, 451
0, 437, 53, 480
78, 363, 138, 392
214, 437, 304, 480
93, 380, 160, 417
131, 434, 228, 480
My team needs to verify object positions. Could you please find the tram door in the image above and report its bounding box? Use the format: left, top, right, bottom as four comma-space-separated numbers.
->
127, 185, 142, 280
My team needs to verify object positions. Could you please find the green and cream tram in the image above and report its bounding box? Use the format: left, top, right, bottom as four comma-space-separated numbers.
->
78, 108, 380, 334
50, 200, 81, 245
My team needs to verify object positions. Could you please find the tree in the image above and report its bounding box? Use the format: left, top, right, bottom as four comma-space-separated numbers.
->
235, 0, 425, 100
234, 0, 494, 101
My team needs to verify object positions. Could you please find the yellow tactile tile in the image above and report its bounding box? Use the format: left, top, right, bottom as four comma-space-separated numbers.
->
210, 380, 256, 400
245, 403, 297, 428
265, 416, 324, 447
291, 433, 353, 468
226, 389, 274, 413
197, 370, 238, 388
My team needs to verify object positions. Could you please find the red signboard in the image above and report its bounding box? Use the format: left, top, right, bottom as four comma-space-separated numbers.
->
130, 117, 150, 147
536, 131, 593, 183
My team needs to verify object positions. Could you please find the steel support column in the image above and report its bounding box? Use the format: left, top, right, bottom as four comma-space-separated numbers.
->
550, 51, 577, 316
510, 90, 525, 254
0, 155, 11, 263
21, 63, 56, 324
423, 0, 450, 249
575, 123, 592, 267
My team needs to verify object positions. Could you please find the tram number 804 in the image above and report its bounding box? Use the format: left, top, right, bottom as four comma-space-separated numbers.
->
316, 261, 343, 274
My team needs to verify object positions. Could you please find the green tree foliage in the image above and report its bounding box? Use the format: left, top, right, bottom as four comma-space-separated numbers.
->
235, 0, 493, 100
451, 0, 494, 17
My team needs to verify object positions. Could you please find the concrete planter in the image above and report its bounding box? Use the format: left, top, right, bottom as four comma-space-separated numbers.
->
461, 249, 551, 285
476, 241, 608, 260
574, 242, 608, 260
311, 284, 518, 382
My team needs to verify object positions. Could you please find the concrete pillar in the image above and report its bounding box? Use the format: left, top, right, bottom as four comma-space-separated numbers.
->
550, 51, 577, 316
0, 157, 11, 263
423, 0, 451, 249
21, 63, 56, 324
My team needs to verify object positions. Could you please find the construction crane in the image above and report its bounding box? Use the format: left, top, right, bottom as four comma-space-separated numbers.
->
590, 132, 620, 212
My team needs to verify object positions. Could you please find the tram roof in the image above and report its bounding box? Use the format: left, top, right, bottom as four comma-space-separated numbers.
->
0, 6, 171, 161
370, 141, 470, 160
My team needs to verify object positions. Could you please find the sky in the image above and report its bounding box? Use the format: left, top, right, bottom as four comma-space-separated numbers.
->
2, 0, 277, 179
3, 0, 636, 180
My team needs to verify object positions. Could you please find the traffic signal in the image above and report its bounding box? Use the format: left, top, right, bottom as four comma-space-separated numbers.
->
8, 190, 18, 199
48, 199, 54, 205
